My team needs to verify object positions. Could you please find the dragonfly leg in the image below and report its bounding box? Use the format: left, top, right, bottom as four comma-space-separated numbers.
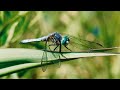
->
55, 45, 70, 59
59, 47, 67, 59
57, 42, 61, 67
49, 45, 61, 67
60, 53, 67, 59
48, 45, 57, 58
64, 45, 72, 52
53, 45, 59, 51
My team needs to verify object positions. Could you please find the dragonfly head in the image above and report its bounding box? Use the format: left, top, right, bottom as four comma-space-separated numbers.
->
61, 36, 70, 46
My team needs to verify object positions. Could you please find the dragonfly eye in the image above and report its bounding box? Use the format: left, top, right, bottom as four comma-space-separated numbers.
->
61, 36, 70, 45
66, 41, 69, 44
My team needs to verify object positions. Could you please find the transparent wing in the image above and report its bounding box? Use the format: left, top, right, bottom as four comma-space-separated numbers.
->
41, 41, 49, 72
41, 50, 48, 72
61, 34, 104, 52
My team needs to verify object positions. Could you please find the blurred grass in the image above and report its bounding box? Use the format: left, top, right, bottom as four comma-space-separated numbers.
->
0, 11, 120, 79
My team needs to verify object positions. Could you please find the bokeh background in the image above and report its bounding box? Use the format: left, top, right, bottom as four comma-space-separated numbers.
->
0, 11, 120, 79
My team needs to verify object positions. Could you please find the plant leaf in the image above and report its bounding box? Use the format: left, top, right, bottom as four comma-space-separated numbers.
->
0, 47, 120, 77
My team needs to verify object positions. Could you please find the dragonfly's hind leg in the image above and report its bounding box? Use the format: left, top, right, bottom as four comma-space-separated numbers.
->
52, 45, 62, 68
48, 44, 58, 59
48, 44, 61, 67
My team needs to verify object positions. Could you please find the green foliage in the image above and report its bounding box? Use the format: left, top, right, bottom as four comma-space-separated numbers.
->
0, 11, 120, 79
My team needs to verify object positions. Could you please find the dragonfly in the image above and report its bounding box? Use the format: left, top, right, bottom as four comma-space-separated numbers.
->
20, 32, 104, 71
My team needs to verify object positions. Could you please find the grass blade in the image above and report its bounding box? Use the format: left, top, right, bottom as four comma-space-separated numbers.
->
0, 48, 120, 77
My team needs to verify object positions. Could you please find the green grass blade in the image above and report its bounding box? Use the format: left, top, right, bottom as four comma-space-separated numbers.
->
0, 48, 120, 77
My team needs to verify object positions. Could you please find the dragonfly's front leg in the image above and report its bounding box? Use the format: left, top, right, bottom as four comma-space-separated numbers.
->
59, 45, 68, 59
49, 44, 67, 59
64, 45, 72, 52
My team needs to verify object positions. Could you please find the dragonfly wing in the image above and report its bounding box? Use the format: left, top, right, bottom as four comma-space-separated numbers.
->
61, 34, 104, 52
41, 51, 48, 72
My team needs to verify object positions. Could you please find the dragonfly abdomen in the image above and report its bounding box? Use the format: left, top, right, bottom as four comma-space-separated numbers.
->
20, 38, 41, 43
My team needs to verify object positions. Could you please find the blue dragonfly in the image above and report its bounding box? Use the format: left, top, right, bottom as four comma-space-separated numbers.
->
20, 32, 104, 71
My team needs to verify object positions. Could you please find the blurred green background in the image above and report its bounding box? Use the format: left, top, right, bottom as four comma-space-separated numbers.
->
0, 11, 120, 79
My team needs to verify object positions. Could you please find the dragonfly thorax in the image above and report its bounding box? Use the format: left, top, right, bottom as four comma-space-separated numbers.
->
61, 36, 70, 46
49, 32, 62, 45
54, 32, 62, 41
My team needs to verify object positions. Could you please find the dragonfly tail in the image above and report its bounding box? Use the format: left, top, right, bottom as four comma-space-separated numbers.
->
20, 39, 41, 44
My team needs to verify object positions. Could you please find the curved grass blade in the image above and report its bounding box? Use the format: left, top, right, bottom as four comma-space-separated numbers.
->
0, 48, 120, 77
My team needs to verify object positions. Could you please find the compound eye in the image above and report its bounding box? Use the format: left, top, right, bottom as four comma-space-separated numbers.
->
66, 41, 69, 44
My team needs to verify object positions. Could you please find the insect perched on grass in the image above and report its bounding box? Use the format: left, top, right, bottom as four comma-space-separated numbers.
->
20, 32, 103, 71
